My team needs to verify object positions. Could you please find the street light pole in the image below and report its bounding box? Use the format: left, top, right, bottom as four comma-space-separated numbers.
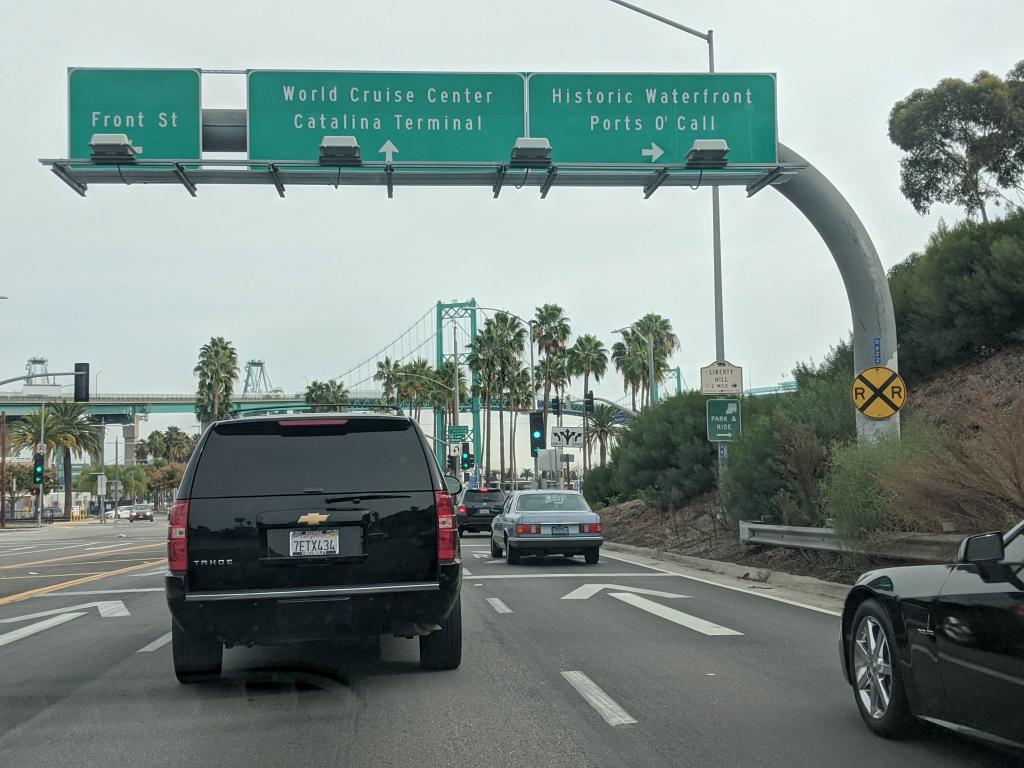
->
451, 321, 459, 428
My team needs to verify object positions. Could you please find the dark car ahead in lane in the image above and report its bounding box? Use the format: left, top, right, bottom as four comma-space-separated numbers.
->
456, 487, 506, 535
490, 490, 603, 564
165, 413, 463, 683
840, 520, 1024, 753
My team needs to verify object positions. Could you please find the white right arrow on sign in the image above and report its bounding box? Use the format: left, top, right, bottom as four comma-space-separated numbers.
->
641, 142, 664, 162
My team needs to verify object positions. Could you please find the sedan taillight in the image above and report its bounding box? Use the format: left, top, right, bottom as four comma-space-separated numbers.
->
435, 491, 458, 564
581, 523, 603, 534
167, 500, 189, 574
516, 523, 541, 535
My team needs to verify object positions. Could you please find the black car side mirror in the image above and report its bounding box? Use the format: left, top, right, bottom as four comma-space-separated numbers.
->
443, 475, 463, 497
958, 532, 1005, 563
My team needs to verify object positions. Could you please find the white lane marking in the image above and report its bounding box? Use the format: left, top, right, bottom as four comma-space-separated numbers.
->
561, 671, 637, 727
130, 567, 167, 577
2, 546, 37, 553
137, 632, 172, 653
462, 567, 473, 576
84, 543, 135, 551
484, 559, 503, 564
471, 572, 668, 580
0, 600, 130, 622
609, 592, 743, 636
0, 542, 99, 558
561, 584, 688, 600
0, 612, 85, 647
486, 597, 513, 614
600, 550, 843, 617
471, 553, 490, 559
36, 588, 163, 596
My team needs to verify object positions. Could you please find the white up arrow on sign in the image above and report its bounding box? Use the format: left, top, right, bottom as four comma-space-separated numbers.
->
378, 140, 399, 163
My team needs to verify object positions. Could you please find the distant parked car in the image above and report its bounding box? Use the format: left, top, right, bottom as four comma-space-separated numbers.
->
114, 505, 133, 520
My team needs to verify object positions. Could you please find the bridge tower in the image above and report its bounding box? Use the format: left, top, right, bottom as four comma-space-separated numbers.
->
25, 357, 53, 384
242, 360, 274, 395
435, 300, 481, 472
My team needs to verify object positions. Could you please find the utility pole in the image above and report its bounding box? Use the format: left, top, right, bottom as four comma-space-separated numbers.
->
36, 401, 45, 526
0, 411, 6, 528
451, 321, 459, 429
115, 436, 120, 509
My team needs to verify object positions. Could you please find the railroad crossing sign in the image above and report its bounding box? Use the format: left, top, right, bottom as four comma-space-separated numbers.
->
851, 367, 907, 420
706, 399, 741, 441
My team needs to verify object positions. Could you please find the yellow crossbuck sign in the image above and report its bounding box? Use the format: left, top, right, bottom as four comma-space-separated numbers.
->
851, 366, 907, 419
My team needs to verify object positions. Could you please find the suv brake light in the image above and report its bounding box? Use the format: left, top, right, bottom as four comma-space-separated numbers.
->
581, 522, 603, 534
458, 505, 467, 514
168, 500, 189, 574
435, 491, 458, 564
516, 523, 541, 535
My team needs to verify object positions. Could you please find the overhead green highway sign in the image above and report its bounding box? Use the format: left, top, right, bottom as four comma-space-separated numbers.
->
68, 68, 201, 160
527, 73, 777, 165
247, 71, 527, 163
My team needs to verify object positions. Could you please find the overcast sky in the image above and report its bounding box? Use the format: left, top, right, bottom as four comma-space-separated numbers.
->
1, 0, 1022, 448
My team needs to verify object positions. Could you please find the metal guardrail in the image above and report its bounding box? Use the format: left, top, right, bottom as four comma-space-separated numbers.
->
739, 521, 964, 563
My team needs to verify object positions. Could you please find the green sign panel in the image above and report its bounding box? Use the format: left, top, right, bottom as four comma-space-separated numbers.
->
706, 399, 742, 442
528, 73, 777, 165
247, 71, 527, 162
447, 425, 469, 441
68, 68, 201, 159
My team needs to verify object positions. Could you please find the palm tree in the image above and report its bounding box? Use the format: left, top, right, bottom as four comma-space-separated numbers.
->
612, 333, 647, 411
374, 356, 402, 402
146, 430, 167, 462
489, 313, 527, 485
532, 304, 571, 429
194, 337, 239, 424
467, 323, 500, 478
164, 426, 190, 463
134, 440, 150, 463
634, 313, 681, 402
48, 402, 101, 517
434, 360, 468, 431
587, 404, 623, 467
569, 334, 608, 471
304, 379, 350, 412
506, 366, 532, 486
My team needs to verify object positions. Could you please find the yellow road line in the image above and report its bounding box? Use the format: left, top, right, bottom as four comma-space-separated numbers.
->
0, 543, 163, 571
0, 560, 164, 606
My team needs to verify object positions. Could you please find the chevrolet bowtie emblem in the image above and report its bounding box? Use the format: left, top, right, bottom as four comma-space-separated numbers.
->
297, 513, 329, 525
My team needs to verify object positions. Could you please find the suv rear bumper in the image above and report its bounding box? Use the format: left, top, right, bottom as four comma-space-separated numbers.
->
166, 563, 461, 645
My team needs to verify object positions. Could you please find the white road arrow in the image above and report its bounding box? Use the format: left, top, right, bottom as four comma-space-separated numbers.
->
641, 142, 664, 162
608, 592, 743, 636
378, 139, 399, 163
0, 600, 130, 624
0, 612, 85, 648
561, 584, 688, 600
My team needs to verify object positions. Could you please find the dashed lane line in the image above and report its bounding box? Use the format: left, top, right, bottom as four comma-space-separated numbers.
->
486, 597, 513, 614
561, 671, 637, 727
137, 632, 172, 653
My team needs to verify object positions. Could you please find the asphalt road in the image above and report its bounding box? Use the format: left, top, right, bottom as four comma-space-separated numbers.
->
0, 526, 1017, 768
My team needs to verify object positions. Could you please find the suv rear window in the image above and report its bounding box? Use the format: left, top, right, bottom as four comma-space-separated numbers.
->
190, 418, 431, 498
463, 490, 506, 503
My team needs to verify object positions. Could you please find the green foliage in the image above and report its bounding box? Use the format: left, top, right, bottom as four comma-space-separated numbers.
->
581, 463, 617, 507
194, 336, 239, 424
890, 209, 1024, 381
602, 392, 716, 511
889, 61, 1024, 222
304, 379, 350, 412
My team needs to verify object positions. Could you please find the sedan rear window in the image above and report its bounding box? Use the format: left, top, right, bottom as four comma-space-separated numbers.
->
190, 418, 431, 498
463, 490, 506, 503
517, 494, 589, 512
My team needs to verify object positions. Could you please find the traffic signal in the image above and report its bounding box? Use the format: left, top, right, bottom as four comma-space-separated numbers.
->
460, 442, 471, 470
529, 411, 545, 455
466, 453, 475, 469
551, 397, 561, 415
584, 390, 595, 413
74, 362, 90, 402
32, 453, 45, 485
445, 455, 457, 473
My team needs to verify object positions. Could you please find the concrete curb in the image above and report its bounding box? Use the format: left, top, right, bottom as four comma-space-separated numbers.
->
602, 541, 851, 613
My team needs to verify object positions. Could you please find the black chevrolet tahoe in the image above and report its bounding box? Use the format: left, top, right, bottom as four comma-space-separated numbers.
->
165, 413, 463, 682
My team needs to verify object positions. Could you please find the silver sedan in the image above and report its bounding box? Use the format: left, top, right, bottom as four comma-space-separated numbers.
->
490, 490, 604, 564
